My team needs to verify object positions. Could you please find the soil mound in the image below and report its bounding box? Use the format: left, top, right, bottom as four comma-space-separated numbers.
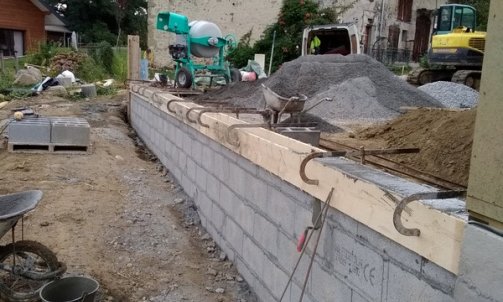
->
356, 108, 476, 186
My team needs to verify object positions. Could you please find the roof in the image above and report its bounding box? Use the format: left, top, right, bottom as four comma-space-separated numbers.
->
30, 0, 69, 29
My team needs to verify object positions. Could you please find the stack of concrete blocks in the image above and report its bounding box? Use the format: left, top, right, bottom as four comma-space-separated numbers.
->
8, 117, 90, 153
130, 93, 458, 302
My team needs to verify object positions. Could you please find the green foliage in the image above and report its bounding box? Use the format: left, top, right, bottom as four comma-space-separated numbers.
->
226, 0, 353, 73
448, 0, 490, 30
76, 56, 107, 82
90, 42, 115, 74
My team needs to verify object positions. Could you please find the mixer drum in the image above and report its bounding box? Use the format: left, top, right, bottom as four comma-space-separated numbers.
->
189, 20, 222, 58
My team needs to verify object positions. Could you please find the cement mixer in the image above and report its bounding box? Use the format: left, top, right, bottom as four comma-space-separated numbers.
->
156, 12, 239, 88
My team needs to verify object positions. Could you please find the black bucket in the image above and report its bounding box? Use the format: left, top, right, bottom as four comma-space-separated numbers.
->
40, 277, 99, 302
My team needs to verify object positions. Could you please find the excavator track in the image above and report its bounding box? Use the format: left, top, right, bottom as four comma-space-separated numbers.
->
451, 70, 482, 89
407, 68, 454, 86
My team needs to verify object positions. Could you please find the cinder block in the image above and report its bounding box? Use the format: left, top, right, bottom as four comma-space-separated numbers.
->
387, 263, 453, 302
262, 257, 290, 300
326, 227, 384, 300
266, 186, 296, 234
228, 162, 248, 198
454, 224, 503, 302
186, 158, 196, 181
223, 217, 244, 255
242, 235, 265, 278
201, 145, 213, 171
195, 165, 208, 192
310, 264, 352, 302
421, 258, 456, 295
253, 213, 278, 256
244, 175, 269, 213
211, 203, 226, 230
8, 118, 51, 144
206, 174, 220, 202
356, 222, 422, 274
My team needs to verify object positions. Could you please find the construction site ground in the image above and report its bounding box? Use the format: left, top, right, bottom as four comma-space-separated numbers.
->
0, 92, 256, 302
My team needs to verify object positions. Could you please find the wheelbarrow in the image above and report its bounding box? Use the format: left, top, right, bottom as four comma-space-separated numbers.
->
261, 84, 332, 123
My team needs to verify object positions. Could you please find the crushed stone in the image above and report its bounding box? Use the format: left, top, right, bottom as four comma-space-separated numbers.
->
195, 55, 443, 125
418, 81, 479, 108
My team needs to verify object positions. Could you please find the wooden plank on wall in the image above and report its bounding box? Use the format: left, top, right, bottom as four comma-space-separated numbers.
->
128, 35, 140, 80
131, 86, 466, 274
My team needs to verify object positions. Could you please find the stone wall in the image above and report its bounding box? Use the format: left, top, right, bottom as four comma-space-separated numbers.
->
130, 91, 457, 302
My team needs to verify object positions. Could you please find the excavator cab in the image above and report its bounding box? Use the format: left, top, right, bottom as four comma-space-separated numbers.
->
435, 4, 477, 35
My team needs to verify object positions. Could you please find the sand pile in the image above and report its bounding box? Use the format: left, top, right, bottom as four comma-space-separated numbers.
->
197, 55, 442, 125
354, 108, 476, 186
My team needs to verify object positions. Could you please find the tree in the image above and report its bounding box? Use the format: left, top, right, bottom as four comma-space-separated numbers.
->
227, 0, 353, 72
448, 0, 490, 30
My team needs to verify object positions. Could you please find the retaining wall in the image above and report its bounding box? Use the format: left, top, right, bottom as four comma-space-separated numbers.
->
130, 91, 457, 302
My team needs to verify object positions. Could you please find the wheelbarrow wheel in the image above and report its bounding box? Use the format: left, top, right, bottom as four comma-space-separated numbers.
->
176, 67, 193, 88
0, 240, 62, 302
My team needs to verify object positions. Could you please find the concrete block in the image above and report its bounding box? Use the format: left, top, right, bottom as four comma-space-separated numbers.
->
8, 118, 51, 144
387, 263, 454, 302
191, 139, 202, 164
186, 157, 196, 181
212, 151, 230, 182
253, 213, 278, 257
195, 165, 207, 192
223, 217, 244, 255
244, 175, 269, 213
201, 144, 213, 171
211, 203, 226, 230
228, 162, 248, 198
243, 235, 265, 278
310, 264, 352, 302
327, 207, 359, 235
266, 186, 296, 234
50, 117, 90, 146
421, 258, 456, 295
454, 224, 503, 302
262, 257, 290, 300
356, 222, 422, 274
326, 228, 384, 300
352, 290, 370, 302
206, 173, 220, 202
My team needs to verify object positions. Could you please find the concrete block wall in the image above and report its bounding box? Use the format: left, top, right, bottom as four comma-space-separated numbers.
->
130, 94, 457, 302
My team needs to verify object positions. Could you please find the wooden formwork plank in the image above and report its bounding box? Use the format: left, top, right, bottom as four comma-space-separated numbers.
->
130, 86, 465, 274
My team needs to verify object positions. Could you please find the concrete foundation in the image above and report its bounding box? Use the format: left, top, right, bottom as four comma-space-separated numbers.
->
130, 93, 459, 302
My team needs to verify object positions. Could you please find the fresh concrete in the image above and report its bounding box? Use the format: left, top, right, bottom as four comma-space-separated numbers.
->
131, 94, 458, 302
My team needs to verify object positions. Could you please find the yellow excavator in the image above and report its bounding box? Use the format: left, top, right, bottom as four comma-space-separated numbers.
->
407, 4, 485, 89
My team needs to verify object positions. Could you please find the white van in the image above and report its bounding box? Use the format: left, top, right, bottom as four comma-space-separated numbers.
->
301, 23, 361, 56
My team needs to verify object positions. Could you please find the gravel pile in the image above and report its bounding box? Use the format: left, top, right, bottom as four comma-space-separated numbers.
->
418, 81, 479, 108
198, 54, 443, 125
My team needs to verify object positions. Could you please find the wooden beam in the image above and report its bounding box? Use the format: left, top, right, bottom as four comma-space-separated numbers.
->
131, 86, 466, 274
127, 35, 140, 81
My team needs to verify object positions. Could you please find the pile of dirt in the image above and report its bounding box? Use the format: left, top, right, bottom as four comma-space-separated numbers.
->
196, 55, 442, 125
354, 108, 476, 186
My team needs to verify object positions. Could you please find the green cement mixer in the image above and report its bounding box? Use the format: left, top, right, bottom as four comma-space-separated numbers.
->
156, 12, 239, 88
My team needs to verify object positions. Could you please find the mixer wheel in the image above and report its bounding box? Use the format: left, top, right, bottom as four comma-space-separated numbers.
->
176, 67, 193, 88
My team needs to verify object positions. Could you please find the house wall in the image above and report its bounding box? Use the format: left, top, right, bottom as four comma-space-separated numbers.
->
0, 0, 46, 54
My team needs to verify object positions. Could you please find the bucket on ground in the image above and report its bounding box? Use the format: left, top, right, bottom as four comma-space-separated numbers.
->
40, 276, 99, 302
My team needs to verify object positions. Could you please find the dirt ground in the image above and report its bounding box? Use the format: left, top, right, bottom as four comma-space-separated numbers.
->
324, 108, 476, 187
0, 92, 255, 301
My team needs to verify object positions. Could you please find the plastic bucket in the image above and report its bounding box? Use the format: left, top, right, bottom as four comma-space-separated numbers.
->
40, 277, 99, 302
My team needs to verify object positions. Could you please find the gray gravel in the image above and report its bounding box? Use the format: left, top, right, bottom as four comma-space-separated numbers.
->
418, 81, 479, 108
203, 54, 443, 125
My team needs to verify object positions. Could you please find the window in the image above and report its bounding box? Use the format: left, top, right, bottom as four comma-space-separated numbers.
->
388, 25, 400, 49
397, 0, 413, 22
0, 29, 24, 56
